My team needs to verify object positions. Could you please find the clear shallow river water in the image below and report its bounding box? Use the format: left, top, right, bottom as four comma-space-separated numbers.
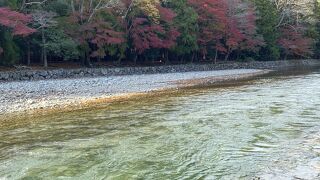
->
0, 70, 320, 179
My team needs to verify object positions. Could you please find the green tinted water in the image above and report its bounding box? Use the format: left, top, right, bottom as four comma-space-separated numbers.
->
0, 70, 320, 179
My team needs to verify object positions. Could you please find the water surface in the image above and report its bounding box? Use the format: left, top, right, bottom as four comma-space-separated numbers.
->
0, 70, 320, 179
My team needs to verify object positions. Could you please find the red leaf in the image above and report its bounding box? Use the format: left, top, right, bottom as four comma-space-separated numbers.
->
0, 7, 35, 36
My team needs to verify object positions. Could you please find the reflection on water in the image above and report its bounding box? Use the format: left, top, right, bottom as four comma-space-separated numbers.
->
0, 70, 320, 179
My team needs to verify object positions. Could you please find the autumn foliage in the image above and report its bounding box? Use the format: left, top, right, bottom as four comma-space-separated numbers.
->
0, 0, 317, 66
0, 7, 35, 55
278, 26, 313, 58
188, 0, 265, 60
68, 9, 126, 59
0, 7, 35, 36
188, 0, 227, 57
130, 5, 180, 54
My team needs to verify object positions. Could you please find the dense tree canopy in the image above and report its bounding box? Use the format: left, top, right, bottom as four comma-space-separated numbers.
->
0, 0, 319, 67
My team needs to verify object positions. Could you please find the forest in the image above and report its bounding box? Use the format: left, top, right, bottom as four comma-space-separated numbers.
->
0, 0, 320, 67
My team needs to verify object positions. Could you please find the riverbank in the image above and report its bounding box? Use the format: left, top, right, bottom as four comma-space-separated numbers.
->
0, 69, 269, 122
1, 59, 319, 82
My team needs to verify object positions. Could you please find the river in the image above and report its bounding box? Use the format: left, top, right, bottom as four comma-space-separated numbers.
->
0, 69, 320, 179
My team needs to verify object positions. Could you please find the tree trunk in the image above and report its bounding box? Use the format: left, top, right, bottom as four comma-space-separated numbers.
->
144, 55, 148, 64
224, 53, 229, 61
180, 55, 184, 64
224, 50, 230, 61
71, 0, 75, 13
80, 56, 85, 66
80, 0, 85, 23
42, 28, 48, 68
236, 49, 240, 61
165, 50, 170, 65
214, 49, 218, 64
27, 42, 31, 66
133, 54, 138, 65
85, 50, 92, 67
20, 0, 26, 10
194, 52, 199, 63
284, 53, 288, 61
115, 56, 122, 66
191, 52, 195, 63
202, 53, 206, 61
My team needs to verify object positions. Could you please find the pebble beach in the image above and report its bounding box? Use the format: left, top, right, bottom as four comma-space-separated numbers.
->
0, 69, 269, 119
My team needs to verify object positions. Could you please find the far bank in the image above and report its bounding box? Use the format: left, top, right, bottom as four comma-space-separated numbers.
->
0, 59, 319, 82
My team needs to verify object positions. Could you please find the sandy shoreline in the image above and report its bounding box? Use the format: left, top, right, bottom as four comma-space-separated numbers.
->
0, 69, 270, 120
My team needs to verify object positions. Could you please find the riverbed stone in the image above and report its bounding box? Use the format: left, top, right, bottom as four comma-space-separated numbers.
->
0, 59, 319, 82
0, 73, 9, 80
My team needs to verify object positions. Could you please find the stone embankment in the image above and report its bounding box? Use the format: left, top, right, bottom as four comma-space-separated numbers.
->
0, 59, 319, 81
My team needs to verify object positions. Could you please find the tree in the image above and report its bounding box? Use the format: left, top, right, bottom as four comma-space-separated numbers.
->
271, 0, 315, 59
0, 0, 19, 9
223, 0, 264, 61
44, 0, 71, 16
238, 2, 265, 52
67, 0, 126, 66
188, 0, 228, 62
133, 0, 161, 22
273, 0, 315, 27
312, 0, 320, 58
0, 7, 35, 65
168, 0, 198, 62
0, 0, 318, 67
278, 26, 313, 59
128, 1, 180, 64
0, 7, 35, 36
45, 28, 80, 61
222, 0, 245, 61
32, 10, 57, 67
251, 0, 280, 61
188, 0, 263, 62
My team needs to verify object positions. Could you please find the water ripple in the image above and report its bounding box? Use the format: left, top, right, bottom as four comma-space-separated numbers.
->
0, 69, 320, 179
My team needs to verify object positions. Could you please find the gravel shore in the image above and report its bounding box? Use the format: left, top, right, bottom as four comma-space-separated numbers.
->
0, 69, 269, 119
